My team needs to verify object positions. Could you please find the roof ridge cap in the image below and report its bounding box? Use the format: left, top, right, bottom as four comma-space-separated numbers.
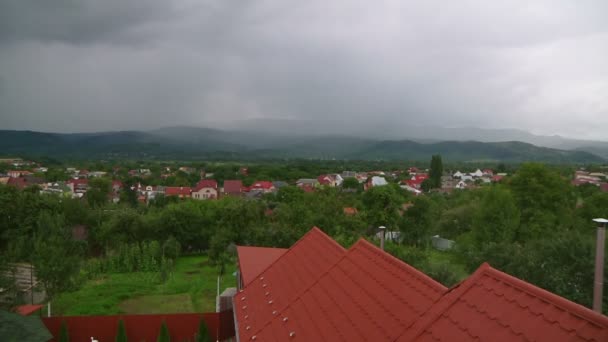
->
240, 227, 345, 292
355, 239, 448, 293
394, 262, 490, 341
247, 238, 351, 338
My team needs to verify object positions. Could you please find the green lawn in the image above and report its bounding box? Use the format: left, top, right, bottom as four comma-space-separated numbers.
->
53, 255, 236, 316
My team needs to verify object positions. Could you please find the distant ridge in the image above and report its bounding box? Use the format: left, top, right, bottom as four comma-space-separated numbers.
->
0, 128, 603, 163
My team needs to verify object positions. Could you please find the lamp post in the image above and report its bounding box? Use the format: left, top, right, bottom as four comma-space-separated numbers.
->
379, 226, 386, 251
592, 218, 607, 313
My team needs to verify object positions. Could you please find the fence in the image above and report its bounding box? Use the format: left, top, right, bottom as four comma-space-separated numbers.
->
431, 235, 455, 251
42, 310, 235, 341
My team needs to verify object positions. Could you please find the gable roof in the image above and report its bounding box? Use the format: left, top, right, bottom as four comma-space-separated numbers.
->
224, 180, 243, 194
250, 181, 274, 190
397, 263, 608, 342
164, 186, 191, 196
237, 246, 288, 286
249, 239, 447, 341
193, 179, 218, 192
234, 227, 346, 341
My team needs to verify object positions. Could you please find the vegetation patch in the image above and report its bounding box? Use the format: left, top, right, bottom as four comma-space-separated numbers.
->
53, 255, 236, 315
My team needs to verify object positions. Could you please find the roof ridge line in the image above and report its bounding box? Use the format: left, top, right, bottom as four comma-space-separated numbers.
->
239, 227, 345, 293
394, 262, 491, 341
247, 237, 366, 338
356, 239, 448, 294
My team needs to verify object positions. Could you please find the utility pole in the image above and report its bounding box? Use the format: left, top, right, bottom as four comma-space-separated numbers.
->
592, 218, 607, 313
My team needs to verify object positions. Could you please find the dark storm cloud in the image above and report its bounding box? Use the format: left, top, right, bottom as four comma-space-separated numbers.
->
0, 0, 174, 45
0, 1, 607, 139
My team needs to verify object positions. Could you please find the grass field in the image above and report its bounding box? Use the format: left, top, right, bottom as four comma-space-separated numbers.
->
53, 255, 236, 316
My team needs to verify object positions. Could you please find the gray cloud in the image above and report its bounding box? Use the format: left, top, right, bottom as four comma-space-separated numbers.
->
0, 1, 607, 140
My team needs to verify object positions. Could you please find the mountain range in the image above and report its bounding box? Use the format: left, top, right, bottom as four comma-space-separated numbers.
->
0, 126, 605, 163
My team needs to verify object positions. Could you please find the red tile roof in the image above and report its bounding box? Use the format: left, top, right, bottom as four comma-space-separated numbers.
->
317, 175, 333, 185
164, 186, 191, 197
193, 179, 218, 192
234, 227, 345, 341
398, 263, 608, 342
403, 174, 429, 188
224, 180, 243, 194
15, 304, 44, 316
236, 246, 288, 286
249, 181, 274, 190
250, 239, 447, 341
343, 207, 358, 215
492, 175, 505, 182
7, 177, 27, 189
67, 178, 88, 185
601, 183, 608, 192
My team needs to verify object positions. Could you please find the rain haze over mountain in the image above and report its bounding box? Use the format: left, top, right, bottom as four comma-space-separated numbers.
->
1, 1, 607, 142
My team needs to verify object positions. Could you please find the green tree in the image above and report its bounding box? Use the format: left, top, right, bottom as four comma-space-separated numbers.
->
115, 319, 127, 342
429, 155, 443, 188
342, 177, 360, 190
508, 163, 575, 240
157, 321, 170, 342
33, 212, 82, 300
420, 179, 433, 193
87, 177, 111, 208
401, 196, 436, 246
119, 179, 138, 207
196, 318, 210, 342
471, 187, 520, 246
362, 185, 403, 230
59, 320, 69, 342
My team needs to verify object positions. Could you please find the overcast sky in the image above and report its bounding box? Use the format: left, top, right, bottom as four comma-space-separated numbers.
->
1, 1, 607, 139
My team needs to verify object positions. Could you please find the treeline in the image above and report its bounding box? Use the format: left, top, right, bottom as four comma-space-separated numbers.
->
1, 163, 608, 313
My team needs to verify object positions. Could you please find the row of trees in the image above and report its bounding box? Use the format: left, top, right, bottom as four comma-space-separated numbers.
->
1, 160, 607, 313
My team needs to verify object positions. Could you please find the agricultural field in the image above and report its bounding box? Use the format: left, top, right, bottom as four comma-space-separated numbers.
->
53, 255, 236, 316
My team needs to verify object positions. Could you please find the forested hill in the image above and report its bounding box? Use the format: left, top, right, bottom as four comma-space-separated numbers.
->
0, 129, 603, 163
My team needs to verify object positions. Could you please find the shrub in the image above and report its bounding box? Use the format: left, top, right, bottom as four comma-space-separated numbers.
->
59, 320, 69, 342
115, 319, 127, 342
157, 321, 170, 342
196, 318, 210, 342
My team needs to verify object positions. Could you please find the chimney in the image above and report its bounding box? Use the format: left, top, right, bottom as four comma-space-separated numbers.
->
379, 226, 386, 251
592, 218, 607, 313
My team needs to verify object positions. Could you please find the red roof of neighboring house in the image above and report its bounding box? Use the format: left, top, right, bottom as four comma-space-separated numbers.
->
236, 246, 288, 286
224, 180, 243, 194
193, 179, 218, 192
249, 181, 274, 190
7, 177, 27, 189
164, 186, 191, 197
398, 263, 608, 342
15, 304, 44, 316
301, 184, 315, 193
234, 227, 345, 341
67, 178, 88, 185
403, 174, 429, 188
250, 239, 447, 341
343, 207, 358, 215
112, 180, 123, 188
601, 183, 608, 192
492, 175, 505, 182
317, 175, 333, 185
